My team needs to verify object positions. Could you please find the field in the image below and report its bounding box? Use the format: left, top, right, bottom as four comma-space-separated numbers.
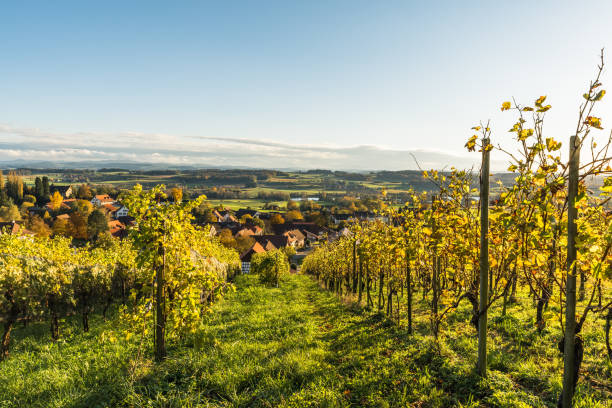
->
1, 273, 609, 408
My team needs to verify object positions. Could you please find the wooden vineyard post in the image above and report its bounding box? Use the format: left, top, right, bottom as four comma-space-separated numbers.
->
561, 135, 580, 408
155, 242, 167, 362
477, 137, 490, 377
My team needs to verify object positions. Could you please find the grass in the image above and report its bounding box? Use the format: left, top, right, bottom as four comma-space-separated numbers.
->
0, 274, 610, 407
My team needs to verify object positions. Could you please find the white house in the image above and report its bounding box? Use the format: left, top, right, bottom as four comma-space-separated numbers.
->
91, 194, 114, 207
115, 206, 129, 218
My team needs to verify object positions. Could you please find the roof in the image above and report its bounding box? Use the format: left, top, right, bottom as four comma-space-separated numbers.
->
272, 222, 326, 237
253, 234, 290, 248
234, 225, 263, 238
240, 241, 267, 262
50, 185, 72, 193
0, 221, 21, 235
263, 241, 277, 251
117, 216, 135, 225
108, 220, 126, 238
45, 202, 71, 211
93, 194, 113, 202
284, 229, 305, 241
102, 203, 120, 212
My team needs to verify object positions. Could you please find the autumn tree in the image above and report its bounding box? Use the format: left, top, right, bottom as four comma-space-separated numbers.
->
170, 187, 183, 203
286, 210, 304, 222
240, 214, 253, 224
5, 172, 23, 203
87, 209, 109, 240
70, 199, 93, 215
270, 214, 285, 225
218, 229, 237, 249
27, 215, 51, 238
49, 191, 64, 211
77, 184, 92, 199
68, 212, 89, 240
52, 217, 69, 236
0, 205, 21, 222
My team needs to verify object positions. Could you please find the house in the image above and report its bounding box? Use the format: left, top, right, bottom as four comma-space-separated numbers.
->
262, 240, 277, 251
331, 213, 353, 224
283, 229, 305, 248
235, 209, 261, 219
213, 209, 238, 224
100, 203, 120, 218
207, 224, 218, 237
272, 222, 327, 240
234, 224, 263, 238
0, 221, 24, 235
108, 220, 127, 238
240, 241, 267, 274
253, 234, 292, 249
115, 205, 129, 218
91, 194, 114, 207
50, 185, 73, 198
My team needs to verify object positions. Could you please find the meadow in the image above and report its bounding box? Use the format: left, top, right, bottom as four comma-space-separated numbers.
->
0, 273, 609, 408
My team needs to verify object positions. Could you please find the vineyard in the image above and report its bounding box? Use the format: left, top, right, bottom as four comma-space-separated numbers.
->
302, 59, 612, 407
0, 184, 240, 376
0, 60, 611, 408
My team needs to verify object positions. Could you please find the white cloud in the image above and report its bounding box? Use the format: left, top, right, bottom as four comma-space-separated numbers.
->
0, 124, 506, 170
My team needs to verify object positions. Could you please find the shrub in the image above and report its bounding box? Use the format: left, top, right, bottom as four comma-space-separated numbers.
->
251, 249, 290, 287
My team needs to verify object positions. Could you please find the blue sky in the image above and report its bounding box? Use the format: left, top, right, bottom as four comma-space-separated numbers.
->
1, 1, 611, 170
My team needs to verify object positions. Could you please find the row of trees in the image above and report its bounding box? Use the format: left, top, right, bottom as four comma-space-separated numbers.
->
302, 57, 612, 407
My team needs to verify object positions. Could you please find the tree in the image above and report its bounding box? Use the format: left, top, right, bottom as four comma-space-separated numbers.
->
5, 172, 23, 203
270, 214, 285, 225
218, 229, 237, 249
49, 191, 64, 211
251, 217, 265, 229
77, 184, 92, 200
23, 195, 36, 204
286, 210, 304, 222
72, 199, 93, 216
0, 205, 21, 222
52, 218, 69, 236
87, 209, 109, 240
68, 212, 88, 240
287, 200, 299, 211
235, 235, 255, 254
42, 176, 50, 197
170, 187, 183, 203
240, 214, 253, 224
35, 177, 44, 200
251, 249, 290, 287
27, 215, 51, 238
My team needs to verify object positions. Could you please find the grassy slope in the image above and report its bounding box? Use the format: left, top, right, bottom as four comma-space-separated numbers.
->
0, 274, 610, 407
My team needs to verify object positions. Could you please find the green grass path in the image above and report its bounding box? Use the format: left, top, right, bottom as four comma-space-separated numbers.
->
1, 274, 610, 407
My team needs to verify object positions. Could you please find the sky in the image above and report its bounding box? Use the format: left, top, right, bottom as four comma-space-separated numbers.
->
1, 1, 612, 170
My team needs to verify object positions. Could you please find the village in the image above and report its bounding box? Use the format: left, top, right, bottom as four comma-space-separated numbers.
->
0, 175, 389, 274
